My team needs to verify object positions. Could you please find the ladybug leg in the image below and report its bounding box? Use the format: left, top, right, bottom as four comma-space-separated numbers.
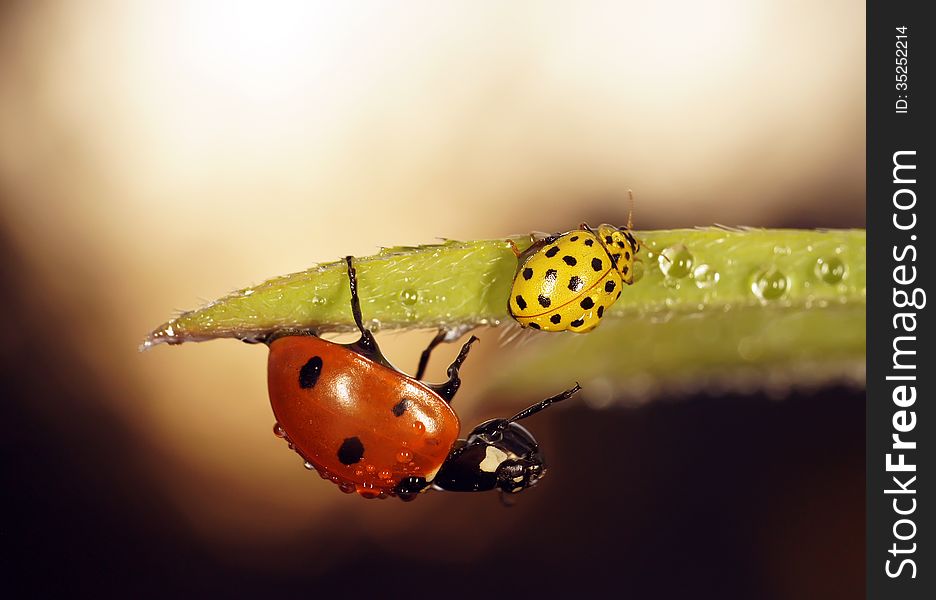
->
345, 256, 380, 354
506, 382, 581, 424
414, 329, 448, 381
427, 335, 479, 402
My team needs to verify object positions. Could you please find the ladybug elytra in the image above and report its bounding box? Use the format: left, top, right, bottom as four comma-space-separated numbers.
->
508, 222, 640, 333
268, 256, 580, 500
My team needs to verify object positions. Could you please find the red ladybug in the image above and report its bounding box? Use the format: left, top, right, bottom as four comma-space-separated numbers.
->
267, 256, 580, 500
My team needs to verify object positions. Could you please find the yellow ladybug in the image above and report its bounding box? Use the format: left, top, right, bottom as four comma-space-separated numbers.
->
508, 223, 640, 332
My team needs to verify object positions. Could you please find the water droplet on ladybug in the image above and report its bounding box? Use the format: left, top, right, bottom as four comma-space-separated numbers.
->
339, 482, 356, 494
413, 421, 426, 434
365, 464, 376, 474
357, 483, 380, 499
303, 461, 315, 471
273, 423, 285, 438
396, 450, 413, 463
379, 469, 393, 480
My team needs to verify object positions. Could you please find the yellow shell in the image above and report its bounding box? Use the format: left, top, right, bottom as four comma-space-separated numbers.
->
508, 225, 639, 332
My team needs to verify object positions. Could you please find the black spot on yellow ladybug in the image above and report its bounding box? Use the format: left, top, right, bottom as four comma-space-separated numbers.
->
545, 268, 558, 282
584, 239, 594, 247
570, 318, 585, 328
563, 256, 577, 266
515, 295, 527, 310
537, 294, 551, 308
522, 267, 533, 280
568, 276, 583, 292
597, 306, 604, 318
591, 257, 602, 271
299, 356, 323, 389
550, 314, 562, 324
580, 297, 595, 310
337, 437, 365, 465
544, 246, 559, 258
570, 235, 579, 241
529, 322, 541, 330
605, 280, 616, 293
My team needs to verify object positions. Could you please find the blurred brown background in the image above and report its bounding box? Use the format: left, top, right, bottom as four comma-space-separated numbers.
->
2, 1, 864, 597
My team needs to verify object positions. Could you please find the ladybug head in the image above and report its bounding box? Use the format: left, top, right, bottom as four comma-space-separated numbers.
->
431, 384, 580, 496
431, 420, 547, 494
596, 224, 640, 266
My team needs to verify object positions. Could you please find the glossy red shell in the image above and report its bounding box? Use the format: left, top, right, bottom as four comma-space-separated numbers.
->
267, 336, 461, 497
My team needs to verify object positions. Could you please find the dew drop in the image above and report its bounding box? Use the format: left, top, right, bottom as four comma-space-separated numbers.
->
272, 423, 285, 438
815, 256, 847, 284
339, 482, 357, 494
400, 288, 419, 305
354, 469, 364, 478
396, 450, 413, 464
412, 421, 426, 434
365, 464, 377, 474
303, 461, 315, 471
659, 245, 693, 279
751, 267, 790, 301
379, 469, 393, 480
692, 264, 720, 289
357, 484, 380, 499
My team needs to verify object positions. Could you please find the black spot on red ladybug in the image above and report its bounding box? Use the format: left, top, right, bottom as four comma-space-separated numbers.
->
570, 318, 585, 328
299, 356, 323, 389
545, 268, 558, 281
591, 257, 602, 271
391, 398, 409, 417
337, 437, 365, 465
550, 314, 562, 324
538, 295, 551, 308
605, 280, 616, 293
522, 267, 533, 280
597, 306, 604, 318
568, 276, 583, 292
584, 239, 594, 247
570, 235, 579, 241
563, 255, 577, 266
544, 246, 559, 258
529, 322, 541, 330
580, 297, 595, 310
515, 295, 527, 310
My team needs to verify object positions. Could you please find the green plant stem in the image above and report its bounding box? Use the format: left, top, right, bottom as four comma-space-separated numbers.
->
145, 228, 865, 348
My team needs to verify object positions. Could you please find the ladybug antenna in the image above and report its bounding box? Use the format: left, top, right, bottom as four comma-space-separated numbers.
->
626, 189, 635, 230
506, 383, 581, 424
345, 256, 379, 353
